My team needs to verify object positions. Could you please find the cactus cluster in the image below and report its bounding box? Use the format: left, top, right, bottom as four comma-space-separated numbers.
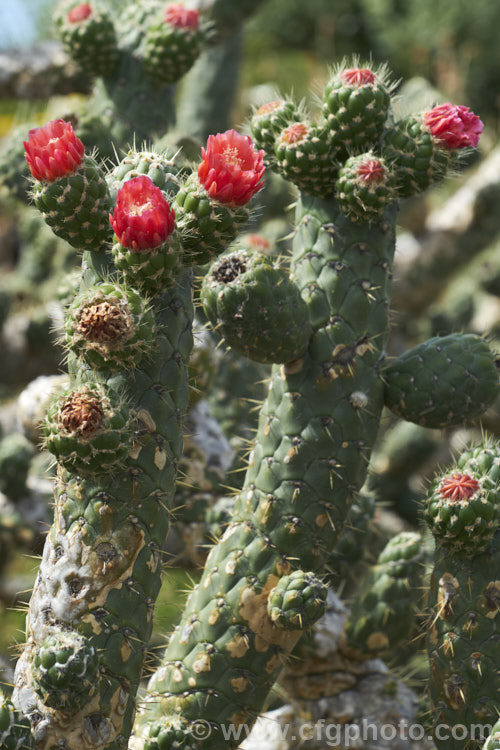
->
1, 5, 500, 750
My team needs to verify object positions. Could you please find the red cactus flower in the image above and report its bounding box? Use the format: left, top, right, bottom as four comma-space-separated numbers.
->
164, 3, 199, 29
68, 3, 92, 23
356, 158, 386, 183
424, 103, 483, 149
24, 119, 85, 182
341, 68, 376, 86
110, 175, 175, 252
280, 122, 309, 145
440, 472, 480, 502
198, 130, 265, 206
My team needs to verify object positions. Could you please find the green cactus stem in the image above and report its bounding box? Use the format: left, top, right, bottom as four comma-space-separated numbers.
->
55, 1, 119, 79
426, 442, 500, 750
341, 531, 426, 659
201, 249, 312, 364
0, 433, 35, 501
383, 333, 499, 428
137, 193, 398, 749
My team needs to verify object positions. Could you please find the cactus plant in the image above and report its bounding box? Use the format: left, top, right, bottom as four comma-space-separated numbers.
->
131, 62, 497, 750
11, 117, 263, 750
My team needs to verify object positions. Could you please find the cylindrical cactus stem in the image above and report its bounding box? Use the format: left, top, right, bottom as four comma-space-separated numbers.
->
341, 531, 427, 659
136, 193, 398, 748
55, 1, 119, 79
14, 125, 193, 750
425, 442, 500, 750
0, 689, 33, 750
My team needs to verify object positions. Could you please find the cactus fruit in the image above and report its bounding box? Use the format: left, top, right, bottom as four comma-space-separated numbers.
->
267, 570, 328, 630
274, 121, 338, 197
425, 443, 500, 555
201, 250, 312, 364
110, 175, 181, 292
64, 282, 156, 370
341, 531, 426, 659
106, 149, 182, 202
383, 333, 499, 428
250, 98, 301, 164
426, 442, 500, 749
384, 103, 484, 197
43, 383, 135, 476
143, 4, 203, 85
24, 120, 112, 250
55, 2, 119, 79
336, 153, 396, 222
0, 433, 35, 501
0, 690, 32, 750
175, 129, 265, 265
32, 631, 100, 714
322, 63, 392, 155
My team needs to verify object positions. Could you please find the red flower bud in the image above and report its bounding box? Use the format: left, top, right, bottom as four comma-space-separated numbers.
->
341, 68, 376, 86
198, 129, 265, 206
424, 103, 483, 149
110, 176, 175, 252
356, 158, 386, 183
280, 122, 309, 145
24, 119, 85, 182
164, 3, 199, 29
440, 472, 480, 502
68, 3, 92, 23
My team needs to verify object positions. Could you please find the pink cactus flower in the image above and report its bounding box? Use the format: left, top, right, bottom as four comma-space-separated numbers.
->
424, 103, 483, 149
68, 3, 93, 23
341, 68, 376, 86
198, 130, 265, 206
110, 176, 176, 251
164, 3, 200, 29
24, 119, 85, 182
439, 472, 479, 502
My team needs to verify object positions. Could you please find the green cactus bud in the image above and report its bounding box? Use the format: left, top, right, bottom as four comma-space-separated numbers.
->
145, 717, 193, 750
33, 631, 100, 715
0, 433, 35, 501
201, 250, 312, 364
43, 383, 135, 476
342, 531, 426, 658
250, 98, 302, 162
267, 570, 328, 630
336, 153, 396, 222
274, 121, 338, 198
322, 62, 392, 154
425, 442, 500, 556
383, 334, 499, 428
107, 148, 182, 202
64, 282, 156, 370
175, 174, 250, 266
55, 1, 119, 79
0, 690, 32, 750
143, 4, 204, 86
32, 158, 112, 251
383, 116, 452, 197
